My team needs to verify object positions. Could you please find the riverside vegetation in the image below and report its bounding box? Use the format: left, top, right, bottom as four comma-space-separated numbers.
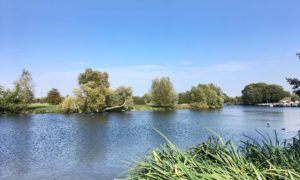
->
124, 130, 300, 180
1, 68, 299, 114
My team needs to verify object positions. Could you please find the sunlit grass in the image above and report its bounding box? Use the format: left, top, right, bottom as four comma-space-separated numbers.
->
124, 130, 300, 180
29, 103, 61, 113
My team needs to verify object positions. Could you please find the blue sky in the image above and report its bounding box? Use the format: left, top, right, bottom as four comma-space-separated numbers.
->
1, 0, 300, 97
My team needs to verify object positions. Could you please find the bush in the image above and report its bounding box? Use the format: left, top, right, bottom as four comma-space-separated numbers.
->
60, 97, 80, 113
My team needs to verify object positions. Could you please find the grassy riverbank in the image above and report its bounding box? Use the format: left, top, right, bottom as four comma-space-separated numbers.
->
27, 103, 216, 114
124, 130, 300, 179
28, 103, 61, 114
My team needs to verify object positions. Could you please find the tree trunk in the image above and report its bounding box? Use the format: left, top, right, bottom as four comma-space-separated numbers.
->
102, 100, 127, 112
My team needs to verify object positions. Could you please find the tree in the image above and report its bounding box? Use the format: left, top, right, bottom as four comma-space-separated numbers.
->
287, 78, 300, 96
242, 83, 290, 105
150, 77, 177, 109
178, 91, 191, 104
0, 86, 24, 114
46, 88, 63, 105
15, 69, 34, 108
60, 96, 79, 113
142, 93, 151, 104
189, 84, 225, 109
286, 53, 300, 96
61, 69, 133, 113
106, 86, 134, 111
133, 96, 146, 105
291, 94, 300, 101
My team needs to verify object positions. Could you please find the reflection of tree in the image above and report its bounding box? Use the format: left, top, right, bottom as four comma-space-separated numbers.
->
74, 114, 108, 166
149, 111, 179, 145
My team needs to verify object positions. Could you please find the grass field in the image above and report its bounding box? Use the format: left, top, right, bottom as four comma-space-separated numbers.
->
29, 103, 61, 114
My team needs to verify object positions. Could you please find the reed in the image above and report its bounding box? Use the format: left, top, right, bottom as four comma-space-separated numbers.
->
124, 130, 300, 180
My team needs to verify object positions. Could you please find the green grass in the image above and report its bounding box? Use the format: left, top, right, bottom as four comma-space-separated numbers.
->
124, 130, 300, 180
133, 105, 165, 111
28, 103, 61, 114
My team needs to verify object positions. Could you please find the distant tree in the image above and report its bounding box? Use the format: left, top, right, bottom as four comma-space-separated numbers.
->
224, 94, 242, 105
287, 78, 300, 97
189, 84, 225, 109
60, 96, 79, 113
74, 69, 111, 112
178, 91, 191, 104
14, 69, 34, 109
150, 77, 177, 109
46, 88, 63, 105
291, 94, 300, 101
61, 69, 133, 113
133, 96, 146, 105
78, 68, 110, 87
242, 83, 290, 105
142, 93, 151, 104
286, 54, 300, 96
0, 86, 24, 114
107, 86, 134, 111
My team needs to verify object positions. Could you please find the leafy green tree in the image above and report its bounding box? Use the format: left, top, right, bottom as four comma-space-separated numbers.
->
133, 96, 146, 105
78, 68, 110, 88
15, 69, 34, 108
61, 69, 133, 113
46, 88, 63, 105
142, 93, 151, 104
60, 96, 79, 113
286, 54, 300, 96
287, 78, 300, 97
0, 86, 24, 114
178, 91, 191, 104
107, 86, 134, 111
150, 77, 177, 109
189, 84, 224, 109
242, 83, 290, 105
291, 94, 300, 101
224, 94, 242, 105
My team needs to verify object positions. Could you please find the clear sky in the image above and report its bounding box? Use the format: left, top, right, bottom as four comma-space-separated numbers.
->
1, 0, 300, 97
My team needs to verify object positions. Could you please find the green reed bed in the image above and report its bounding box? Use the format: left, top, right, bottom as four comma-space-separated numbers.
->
124, 130, 300, 180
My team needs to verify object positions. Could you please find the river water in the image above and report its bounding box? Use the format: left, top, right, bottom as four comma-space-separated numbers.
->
0, 105, 300, 179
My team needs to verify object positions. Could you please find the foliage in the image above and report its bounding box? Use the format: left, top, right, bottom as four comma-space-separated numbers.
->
14, 69, 34, 108
150, 77, 178, 109
287, 78, 300, 97
60, 96, 80, 113
178, 92, 191, 104
142, 94, 151, 104
133, 96, 146, 105
291, 94, 300, 101
181, 84, 225, 109
107, 86, 134, 111
125, 131, 300, 180
242, 83, 290, 105
78, 68, 110, 87
61, 69, 133, 113
46, 88, 63, 105
0, 86, 24, 114
224, 95, 242, 105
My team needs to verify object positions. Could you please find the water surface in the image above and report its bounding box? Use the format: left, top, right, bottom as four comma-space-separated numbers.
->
1, 106, 300, 179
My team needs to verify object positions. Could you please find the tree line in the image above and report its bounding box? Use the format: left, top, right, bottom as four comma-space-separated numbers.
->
1, 68, 299, 114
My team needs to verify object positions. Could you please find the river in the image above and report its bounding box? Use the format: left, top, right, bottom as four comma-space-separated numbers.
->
0, 105, 300, 179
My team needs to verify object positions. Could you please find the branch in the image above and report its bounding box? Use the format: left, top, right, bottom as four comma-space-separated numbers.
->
102, 100, 128, 112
